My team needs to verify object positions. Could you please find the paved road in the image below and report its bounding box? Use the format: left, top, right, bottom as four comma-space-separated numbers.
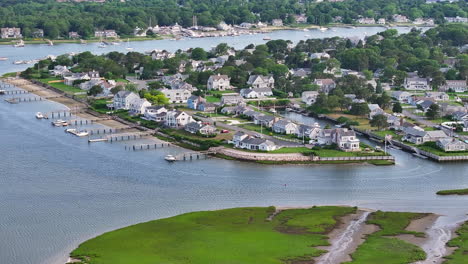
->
403, 110, 437, 127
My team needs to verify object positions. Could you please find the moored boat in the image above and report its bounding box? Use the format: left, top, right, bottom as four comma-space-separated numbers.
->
263, 36, 272, 40
35, 112, 44, 119
52, 119, 68, 127
0, 57, 8, 61
164, 155, 176, 162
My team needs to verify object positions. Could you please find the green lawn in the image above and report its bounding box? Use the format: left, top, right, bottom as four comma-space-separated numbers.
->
346, 211, 427, 264
417, 142, 468, 157
70, 206, 356, 264
444, 221, 468, 264
36, 77, 83, 94
270, 147, 313, 154
205, 95, 221, 103
372, 130, 403, 141
90, 99, 111, 114
436, 188, 468, 195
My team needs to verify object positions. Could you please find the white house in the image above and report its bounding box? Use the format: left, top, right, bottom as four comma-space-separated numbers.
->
425, 92, 449, 101
49, 65, 70, 77
221, 94, 244, 105
297, 123, 322, 141
314, 79, 336, 94
404, 128, 447, 145
404, 77, 431, 91
159, 88, 192, 103
64, 73, 90, 86
272, 119, 298, 134
165, 110, 194, 127
144, 106, 168, 122
368, 104, 385, 119
207, 74, 231, 90
113, 91, 140, 110
247, 75, 275, 89
302, 91, 319, 105
392, 91, 412, 103
129, 98, 152, 115
240, 88, 273, 98
440, 80, 467, 93
332, 128, 360, 152
437, 138, 467, 152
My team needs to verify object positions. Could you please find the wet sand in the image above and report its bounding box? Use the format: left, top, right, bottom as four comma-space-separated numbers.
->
3, 78, 129, 129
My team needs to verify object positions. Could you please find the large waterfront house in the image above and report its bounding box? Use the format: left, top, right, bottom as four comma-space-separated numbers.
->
403, 77, 431, 91
318, 128, 360, 152
440, 80, 467, 93
436, 138, 467, 152
1, 27, 22, 38
240, 87, 273, 98
129, 98, 151, 115
164, 110, 194, 127
403, 128, 448, 144
332, 128, 361, 152
207, 74, 231, 90
272, 119, 298, 134
113, 91, 140, 110
94, 30, 118, 38
221, 94, 244, 105
143, 106, 168, 122
159, 88, 192, 103
64, 73, 90, 86
232, 132, 277, 151
314, 79, 336, 94
247, 75, 275, 89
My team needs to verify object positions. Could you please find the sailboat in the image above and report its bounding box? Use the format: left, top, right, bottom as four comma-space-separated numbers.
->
125, 38, 133, 51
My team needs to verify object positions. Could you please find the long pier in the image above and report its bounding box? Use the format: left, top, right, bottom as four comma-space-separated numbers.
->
60, 117, 112, 126
126, 142, 172, 151
0, 89, 41, 95
172, 148, 221, 161
104, 131, 154, 142
4, 95, 62, 104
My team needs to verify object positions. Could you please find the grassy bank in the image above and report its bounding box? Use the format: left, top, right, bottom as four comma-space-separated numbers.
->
35, 77, 83, 94
436, 188, 468, 195
444, 221, 468, 264
346, 211, 428, 264
70, 206, 356, 264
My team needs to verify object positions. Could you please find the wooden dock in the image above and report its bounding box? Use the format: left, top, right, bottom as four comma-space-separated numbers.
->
90, 131, 155, 143
171, 148, 221, 161
126, 142, 172, 151
4, 95, 62, 104
60, 117, 112, 126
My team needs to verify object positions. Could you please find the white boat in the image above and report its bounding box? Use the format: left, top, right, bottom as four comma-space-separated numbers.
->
263, 36, 272, 40
303, 28, 309, 32
35, 112, 44, 119
98, 42, 107, 48
0, 57, 8, 61
52, 119, 68, 127
304, 34, 310, 37
13, 60, 25, 65
14, 40, 25, 47
65, 128, 89, 137
319, 27, 328, 32
164, 155, 176, 162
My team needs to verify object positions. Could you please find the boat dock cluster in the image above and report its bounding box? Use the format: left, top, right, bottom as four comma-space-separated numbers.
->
1, 80, 215, 162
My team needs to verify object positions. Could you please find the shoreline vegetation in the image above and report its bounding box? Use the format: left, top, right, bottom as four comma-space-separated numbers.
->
436, 188, 468, 195
0, 23, 431, 46
66, 206, 450, 264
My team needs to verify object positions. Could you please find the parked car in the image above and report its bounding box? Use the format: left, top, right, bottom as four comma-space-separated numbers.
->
221, 129, 230, 133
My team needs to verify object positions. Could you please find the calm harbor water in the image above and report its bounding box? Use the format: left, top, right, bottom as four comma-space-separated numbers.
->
0, 26, 417, 75
1, 27, 467, 264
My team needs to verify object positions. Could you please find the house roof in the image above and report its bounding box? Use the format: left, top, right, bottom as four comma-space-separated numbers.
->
115, 91, 135, 99
255, 115, 276, 122
315, 79, 335, 85
209, 74, 229, 81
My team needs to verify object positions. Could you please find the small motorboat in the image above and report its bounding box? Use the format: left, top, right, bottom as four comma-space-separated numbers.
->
164, 155, 176, 162
35, 112, 44, 119
263, 36, 272, 40
65, 128, 89, 137
319, 27, 328, 32
0, 57, 8, 61
98, 42, 107, 48
52, 119, 68, 127
14, 40, 25, 47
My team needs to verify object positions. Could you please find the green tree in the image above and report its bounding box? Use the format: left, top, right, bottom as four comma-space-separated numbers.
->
191, 48, 208, 61
370, 114, 389, 130
392, 102, 403, 113
426, 104, 440, 120
88, 85, 103, 96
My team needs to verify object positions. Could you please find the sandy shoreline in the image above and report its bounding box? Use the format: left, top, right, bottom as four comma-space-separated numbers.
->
3, 78, 130, 129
